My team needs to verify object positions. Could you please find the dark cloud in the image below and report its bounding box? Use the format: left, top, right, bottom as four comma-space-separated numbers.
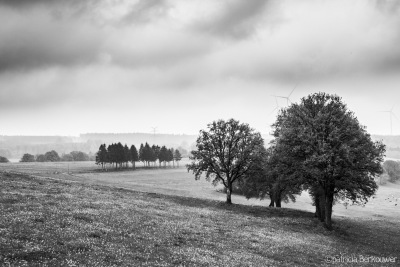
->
374, 0, 400, 14
1, 0, 400, 83
0, 0, 95, 9
0, 14, 103, 72
0, 0, 99, 18
0, 0, 209, 72
192, 0, 270, 39
121, 0, 170, 25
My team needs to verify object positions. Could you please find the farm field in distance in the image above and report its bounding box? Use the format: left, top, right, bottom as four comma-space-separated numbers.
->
1, 171, 400, 266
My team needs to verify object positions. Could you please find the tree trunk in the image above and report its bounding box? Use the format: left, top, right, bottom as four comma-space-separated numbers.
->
269, 191, 275, 207
314, 194, 320, 218
313, 187, 325, 222
275, 192, 282, 208
269, 199, 275, 207
324, 192, 334, 230
226, 181, 232, 204
319, 194, 326, 222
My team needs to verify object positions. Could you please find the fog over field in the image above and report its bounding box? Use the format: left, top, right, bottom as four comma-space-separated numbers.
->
1, 0, 400, 137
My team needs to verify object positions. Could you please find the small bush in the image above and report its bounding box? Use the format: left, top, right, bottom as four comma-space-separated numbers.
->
0, 156, 9, 163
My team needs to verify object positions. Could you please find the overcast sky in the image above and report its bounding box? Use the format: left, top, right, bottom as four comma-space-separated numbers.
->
1, 0, 400, 136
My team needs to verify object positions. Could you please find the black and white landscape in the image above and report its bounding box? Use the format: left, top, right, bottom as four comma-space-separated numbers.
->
1, 1, 399, 266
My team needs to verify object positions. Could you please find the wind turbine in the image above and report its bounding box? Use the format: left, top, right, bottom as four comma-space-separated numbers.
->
272, 85, 297, 106
378, 106, 400, 135
268, 96, 280, 117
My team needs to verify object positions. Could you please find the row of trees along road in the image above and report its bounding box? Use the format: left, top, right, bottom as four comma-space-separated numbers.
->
95, 142, 182, 170
187, 93, 385, 230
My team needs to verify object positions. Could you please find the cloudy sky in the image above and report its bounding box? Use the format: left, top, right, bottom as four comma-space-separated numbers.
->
1, 0, 400, 136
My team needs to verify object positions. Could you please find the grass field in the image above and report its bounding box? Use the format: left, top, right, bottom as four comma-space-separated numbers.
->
1, 161, 400, 222
0, 161, 100, 174
1, 172, 399, 266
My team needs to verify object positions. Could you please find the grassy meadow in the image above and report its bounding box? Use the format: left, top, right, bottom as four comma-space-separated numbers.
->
4, 160, 397, 222
0, 161, 99, 175
1, 171, 400, 266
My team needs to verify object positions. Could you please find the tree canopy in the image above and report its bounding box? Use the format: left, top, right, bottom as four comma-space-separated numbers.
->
0, 156, 9, 163
187, 118, 264, 204
239, 144, 302, 207
95, 142, 177, 170
44, 150, 60, 162
20, 153, 35, 162
272, 92, 385, 229
382, 160, 400, 182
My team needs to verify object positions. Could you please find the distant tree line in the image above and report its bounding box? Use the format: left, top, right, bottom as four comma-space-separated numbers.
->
95, 142, 182, 170
19, 150, 92, 163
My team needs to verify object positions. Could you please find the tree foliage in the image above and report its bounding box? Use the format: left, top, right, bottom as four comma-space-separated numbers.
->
61, 153, 74, 161
187, 118, 264, 204
0, 156, 9, 163
239, 144, 302, 207
272, 92, 385, 229
70, 151, 90, 161
96, 144, 108, 169
35, 154, 46, 162
20, 153, 35, 162
174, 149, 182, 166
95, 142, 176, 170
382, 160, 400, 182
44, 150, 60, 162
130, 145, 139, 169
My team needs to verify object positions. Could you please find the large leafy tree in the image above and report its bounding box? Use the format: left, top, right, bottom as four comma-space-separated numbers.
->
187, 118, 264, 204
273, 93, 385, 229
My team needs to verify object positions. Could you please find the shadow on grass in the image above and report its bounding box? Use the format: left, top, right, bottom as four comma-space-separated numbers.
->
144, 189, 315, 219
